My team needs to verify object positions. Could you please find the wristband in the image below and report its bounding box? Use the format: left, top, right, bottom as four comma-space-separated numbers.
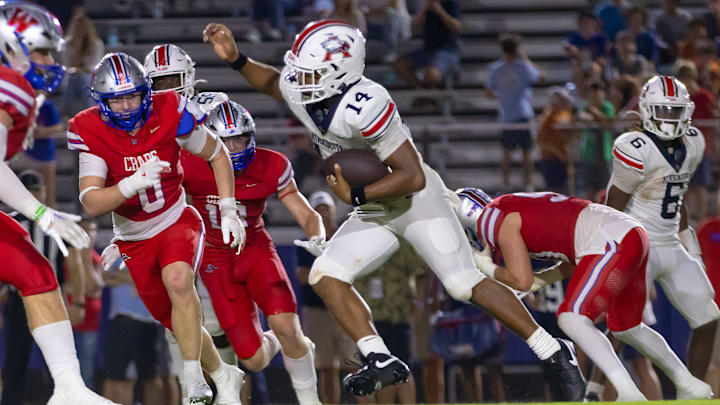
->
227, 52, 248, 71
351, 186, 367, 207
33, 204, 47, 221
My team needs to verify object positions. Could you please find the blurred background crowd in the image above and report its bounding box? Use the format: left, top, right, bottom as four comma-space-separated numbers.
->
4, 0, 720, 403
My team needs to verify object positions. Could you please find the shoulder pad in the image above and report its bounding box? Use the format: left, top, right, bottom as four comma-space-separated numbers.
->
192, 92, 229, 114
613, 131, 647, 172
350, 81, 396, 140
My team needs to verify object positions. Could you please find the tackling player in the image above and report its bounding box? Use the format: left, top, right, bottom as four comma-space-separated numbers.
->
69, 52, 245, 405
204, 20, 585, 400
455, 189, 712, 400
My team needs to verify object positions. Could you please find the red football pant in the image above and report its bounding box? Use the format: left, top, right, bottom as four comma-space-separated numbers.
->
198, 241, 297, 359
116, 207, 205, 330
559, 226, 649, 332
0, 211, 58, 296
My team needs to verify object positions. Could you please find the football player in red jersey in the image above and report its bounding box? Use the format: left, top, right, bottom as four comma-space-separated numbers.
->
181, 100, 323, 405
69, 52, 245, 405
0, 3, 120, 405
455, 189, 713, 401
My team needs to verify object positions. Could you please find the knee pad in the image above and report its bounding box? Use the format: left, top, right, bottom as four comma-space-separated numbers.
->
442, 275, 475, 302
308, 255, 353, 286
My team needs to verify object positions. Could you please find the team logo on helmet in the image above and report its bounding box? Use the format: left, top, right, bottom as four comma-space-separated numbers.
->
321, 35, 352, 61
7, 8, 38, 33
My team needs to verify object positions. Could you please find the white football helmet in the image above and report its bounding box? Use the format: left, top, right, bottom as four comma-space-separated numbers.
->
205, 100, 256, 170
638, 75, 695, 140
281, 19, 366, 104
143, 44, 198, 97
0, 1, 65, 92
455, 188, 493, 250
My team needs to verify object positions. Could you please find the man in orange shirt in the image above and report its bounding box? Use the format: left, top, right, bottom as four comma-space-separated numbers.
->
537, 87, 575, 193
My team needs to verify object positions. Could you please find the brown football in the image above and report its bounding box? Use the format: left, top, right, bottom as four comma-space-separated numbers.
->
321, 149, 390, 187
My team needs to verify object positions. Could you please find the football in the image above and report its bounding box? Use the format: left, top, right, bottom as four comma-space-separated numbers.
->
321, 149, 390, 187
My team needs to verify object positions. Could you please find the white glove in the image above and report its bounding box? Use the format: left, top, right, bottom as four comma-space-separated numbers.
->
34, 205, 90, 257
293, 235, 327, 257
219, 198, 246, 254
101, 243, 127, 271
471, 246, 498, 279
117, 156, 170, 198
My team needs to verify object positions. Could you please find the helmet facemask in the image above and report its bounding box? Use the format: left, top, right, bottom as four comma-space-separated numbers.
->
640, 100, 695, 140
94, 85, 152, 131
206, 100, 257, 170
282, 51, 341, 104
148, 69, 195, 98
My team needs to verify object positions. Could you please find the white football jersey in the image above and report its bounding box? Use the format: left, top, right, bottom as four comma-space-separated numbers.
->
191, 91, 229, 115
279, 75, 412, 162
610, 127, 705, 244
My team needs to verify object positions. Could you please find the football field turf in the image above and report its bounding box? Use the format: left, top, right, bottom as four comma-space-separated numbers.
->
479, 401, 720, 404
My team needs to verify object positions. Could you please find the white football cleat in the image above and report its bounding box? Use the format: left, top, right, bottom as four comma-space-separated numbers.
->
214, 364, 245, 405
676, 377, 714, 400
48, 387, 120, 405
187, 382, 213, 404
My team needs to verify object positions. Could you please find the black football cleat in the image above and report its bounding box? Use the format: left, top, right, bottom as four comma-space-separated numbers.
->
584, 392, 601, 402
541, 339, 586, 402
342, 353, 411, 396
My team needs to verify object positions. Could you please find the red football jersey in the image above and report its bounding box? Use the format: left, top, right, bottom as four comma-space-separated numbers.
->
180, 148, 294, 248
0, 65, 36, 161
68, 91, 204, 239
477, 192, 591, 263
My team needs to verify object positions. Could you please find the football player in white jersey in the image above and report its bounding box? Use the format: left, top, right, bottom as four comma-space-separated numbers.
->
203, 20, 586, 400
586, 75, 720, 398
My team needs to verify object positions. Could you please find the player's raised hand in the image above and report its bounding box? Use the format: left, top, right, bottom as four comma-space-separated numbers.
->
118, 156, 170, 198
203, 23, 240, 63
101, 243, 127, 271
34, 206, 90, 257
219, 198, 246, 254
326, 163, 352, 205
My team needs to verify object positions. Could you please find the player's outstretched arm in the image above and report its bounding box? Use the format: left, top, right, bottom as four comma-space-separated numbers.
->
79, 175, 133, 216
490, 214, 536, 291
280, 179, 325, 240
605, 185, 632, 212
203, 23, 283, 102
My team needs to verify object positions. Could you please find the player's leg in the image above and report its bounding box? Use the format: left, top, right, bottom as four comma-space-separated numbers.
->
309, 216, 404, 395
396, 167, 583, 400
556, 246, 646, 401
246, 250, 320, 405
608, 231, 713, 399
654, 243, 720, 378
0, 212, 116, 405
197, 276, 237, 366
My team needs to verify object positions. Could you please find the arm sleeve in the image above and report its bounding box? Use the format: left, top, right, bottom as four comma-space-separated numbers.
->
79, 152, 108, 179
0, 159, 42, 219
66, 120, 89, 152
277, 156, 295, 192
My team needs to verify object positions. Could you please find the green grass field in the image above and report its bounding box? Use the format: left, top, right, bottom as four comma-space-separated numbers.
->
487, 401, 720, 404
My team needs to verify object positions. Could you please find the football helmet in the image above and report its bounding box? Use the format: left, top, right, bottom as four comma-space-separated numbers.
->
91, 52, 152, 131
638, 75, 695, 140
143, 44, 199, 98
0, 1, 65, 92
205, 100, 256, 170
281, 19, 365, 104
455, 188, 493, 250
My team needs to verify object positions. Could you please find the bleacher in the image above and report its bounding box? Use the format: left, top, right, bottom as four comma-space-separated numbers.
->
71, 0, 707, 246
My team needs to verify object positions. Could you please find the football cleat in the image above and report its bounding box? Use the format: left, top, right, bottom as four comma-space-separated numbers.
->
342, 352, 410, 396
187, 382, 213, 404
48, 387, 120, 405
676, 376, 713, 399
541, 339, 586, 402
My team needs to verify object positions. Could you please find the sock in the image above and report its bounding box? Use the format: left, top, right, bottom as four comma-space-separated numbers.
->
525, 327, 560, 360
558, 312, 644, 400
585, 381, 605, 398
183, 360, 205, 387
31, 320, 84, 388
613, 323, 694, 387
283, 338, 320, 405
356, 335, 390, 358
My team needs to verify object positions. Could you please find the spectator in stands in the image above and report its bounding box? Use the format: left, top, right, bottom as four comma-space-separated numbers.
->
245, 0, 304, 43
1, 171, 65, 404
287, 119, 322, 191
362, 0, 412, 64
296, 192, 355, 405
695, 39, 720, 97
653, 0, 692, 73
578, 80, 615, 201
313, 0, 335, 19
10, 99, 63, 210
565, 9, 607, 62
702, 0, 720, 43
102, 260, 175, 405
65, 218, 103, 390
332, 0, 367, 34
676, 60, 718, 224
625, 5, 659, 67
354, 239, 429, 404
594, 0, 627, 42
607, 30, 650, 82
537, 87, 575, 194
62, 5, 104, 118
608, 76, 641, 117
394, 0, 462, 92
679, 19, 710, 64
485, 33, 542, 192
